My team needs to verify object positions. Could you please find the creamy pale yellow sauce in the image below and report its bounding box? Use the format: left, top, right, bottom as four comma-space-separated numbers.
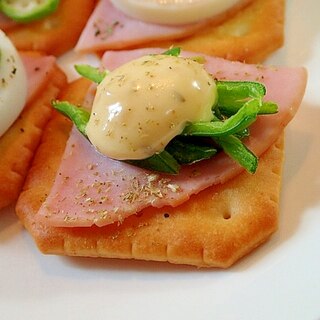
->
86, 54, 216, 160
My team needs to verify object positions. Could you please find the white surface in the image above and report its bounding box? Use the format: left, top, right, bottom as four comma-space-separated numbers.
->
1, 1, 320, 319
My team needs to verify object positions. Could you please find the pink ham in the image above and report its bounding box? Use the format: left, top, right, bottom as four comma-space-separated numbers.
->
20, 54, 56, 103
75, 0, 209, 52
75, 0, 254, 53
37, 48, 307, 228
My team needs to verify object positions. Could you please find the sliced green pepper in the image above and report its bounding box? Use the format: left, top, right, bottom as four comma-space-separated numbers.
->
217, 80, 265, 102
127, 151, 180, 174
74, 64, 107, 84
214, 135, 258, 174
161, 47, 181, 57
182, 98, 261, 137
216, 81, 278, 116
166, 137, 217, 165
0, 0, 60, 23
52, 100, 89, 137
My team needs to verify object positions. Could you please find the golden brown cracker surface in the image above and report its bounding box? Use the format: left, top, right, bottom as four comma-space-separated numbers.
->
6, 0, 97, 56
16, 79, 284, 268
0, 60, 67, 209
139, 0, 285, 63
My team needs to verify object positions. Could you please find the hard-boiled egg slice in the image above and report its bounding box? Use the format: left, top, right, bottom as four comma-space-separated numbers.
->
0, 29, 27, 137
110, 0, 241, 25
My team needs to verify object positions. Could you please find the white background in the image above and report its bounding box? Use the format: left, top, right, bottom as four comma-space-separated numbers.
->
1, 1, 319, 319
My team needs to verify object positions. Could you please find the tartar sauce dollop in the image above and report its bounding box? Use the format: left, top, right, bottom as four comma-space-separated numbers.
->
86, 54, 217, 160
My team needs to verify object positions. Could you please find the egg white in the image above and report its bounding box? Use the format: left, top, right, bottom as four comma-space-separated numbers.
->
0, 29, 27, 137
110, 0, 241, 25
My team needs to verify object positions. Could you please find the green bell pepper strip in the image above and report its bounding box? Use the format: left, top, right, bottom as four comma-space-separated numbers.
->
214, 135, 258, 174
74, 64, 107, 84
52, 100, 89, 137
161, 47, 181, 57
0, 0, 60, 23
182, 98, 261, 138
127, 151, 180, 174
166, 138, 217, 165
234, 127, 250, 139
162, 46, 206, 64
218, 99, 278, 116
217, 80, 265, 100
216, 81, 278, 115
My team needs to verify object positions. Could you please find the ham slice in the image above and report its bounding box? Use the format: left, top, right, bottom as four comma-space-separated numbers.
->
38, 49, 307, 228
20, 54, 56, 103
75, 0, 208, 52
75, 0, 255, 53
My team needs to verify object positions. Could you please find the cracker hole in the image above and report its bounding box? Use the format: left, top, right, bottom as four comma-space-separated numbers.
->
271, 167, 280, 175
135, 211, 143, 218
163, 213, 170, 218
223, 211, 232, 220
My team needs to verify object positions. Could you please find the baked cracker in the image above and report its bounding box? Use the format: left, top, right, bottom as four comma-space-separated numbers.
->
16, 78, 284, 268
0, 58, 66, 209
138, 0, 285, 63
5, 0, 96, 56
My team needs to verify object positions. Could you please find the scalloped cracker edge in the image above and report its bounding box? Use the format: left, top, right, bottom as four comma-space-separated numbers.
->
0, 60, 66, 209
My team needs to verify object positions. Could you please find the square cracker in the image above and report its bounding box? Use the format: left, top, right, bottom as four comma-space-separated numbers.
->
16, 78, 284, 268
5, 0, 96, 56
0, 58, 66, 209
138, 0, 285, 63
